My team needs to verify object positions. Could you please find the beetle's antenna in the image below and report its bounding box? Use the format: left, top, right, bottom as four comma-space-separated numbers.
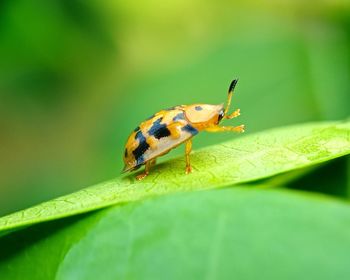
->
224, 79, 238, 116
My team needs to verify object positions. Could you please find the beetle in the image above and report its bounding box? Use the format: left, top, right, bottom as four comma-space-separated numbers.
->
122, 79, 244, 180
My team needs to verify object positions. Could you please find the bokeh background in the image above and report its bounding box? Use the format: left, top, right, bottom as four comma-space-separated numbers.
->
0, 0, 349, 216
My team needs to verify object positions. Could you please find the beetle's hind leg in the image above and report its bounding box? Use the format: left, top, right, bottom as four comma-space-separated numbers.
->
150, 158, 157, 167
136, 161, 152, 181
185, 139, 192, 174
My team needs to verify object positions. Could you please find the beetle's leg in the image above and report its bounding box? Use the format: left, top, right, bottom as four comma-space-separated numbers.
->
224, 108, 240, 120
136, 161, 152, 181
224, 79, 238, 116
185, 139, 192, 174
205, 125, 245, 133
150, 158, 157, 167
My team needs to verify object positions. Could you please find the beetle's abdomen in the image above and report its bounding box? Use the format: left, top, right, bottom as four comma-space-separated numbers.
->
123, 107, 198, 172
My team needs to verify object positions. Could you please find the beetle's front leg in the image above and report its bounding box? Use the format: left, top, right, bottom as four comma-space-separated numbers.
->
185, 139, 192, 174
224, 108, 240, 120
136, 161, 152, 181
205, 125, 245, 133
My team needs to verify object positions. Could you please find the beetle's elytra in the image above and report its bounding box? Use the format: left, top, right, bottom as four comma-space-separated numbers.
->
122, 79, 244, 180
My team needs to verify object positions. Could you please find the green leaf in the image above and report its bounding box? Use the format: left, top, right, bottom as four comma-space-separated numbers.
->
286, 158, 349, 197
1, 187, 350, 279
347, 157, 350, 198
0, 121, 350, 232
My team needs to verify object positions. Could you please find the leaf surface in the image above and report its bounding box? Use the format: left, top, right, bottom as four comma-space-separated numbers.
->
1, 188, 350, 279
0, 121, 349, 232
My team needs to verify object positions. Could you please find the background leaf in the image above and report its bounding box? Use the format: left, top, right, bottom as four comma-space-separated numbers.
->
1, 1, 349, 216
286, 157, 349, 197
0, 121, 349, 233
1, 187, 350, 280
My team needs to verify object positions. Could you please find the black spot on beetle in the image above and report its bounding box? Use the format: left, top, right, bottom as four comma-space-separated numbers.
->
134, 126, 140, 132
148, 118, 171, 139
173, 112, 185, 121
181, 124, 198, 135
195, 106, 203, 111
124, 148, 128, 158
136, 155, 145, 165
133, 131, 150, 165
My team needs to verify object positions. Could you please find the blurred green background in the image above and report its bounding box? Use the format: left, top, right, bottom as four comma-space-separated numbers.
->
0, 0, 349, 216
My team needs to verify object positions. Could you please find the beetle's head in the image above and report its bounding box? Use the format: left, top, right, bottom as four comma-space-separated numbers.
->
184, 104, 225, 128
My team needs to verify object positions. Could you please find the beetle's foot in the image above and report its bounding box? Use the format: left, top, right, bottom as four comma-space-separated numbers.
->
136, 172, 149, 181
185, 165, 192, 174
232, 124, 245, 133
225, 108, 240, 119
239, 124, 245, 133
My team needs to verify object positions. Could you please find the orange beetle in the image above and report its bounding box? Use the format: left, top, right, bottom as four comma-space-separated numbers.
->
123, 79, 244, 180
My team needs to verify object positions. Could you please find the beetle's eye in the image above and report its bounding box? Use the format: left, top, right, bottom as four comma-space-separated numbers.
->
218, 110, 224, 122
